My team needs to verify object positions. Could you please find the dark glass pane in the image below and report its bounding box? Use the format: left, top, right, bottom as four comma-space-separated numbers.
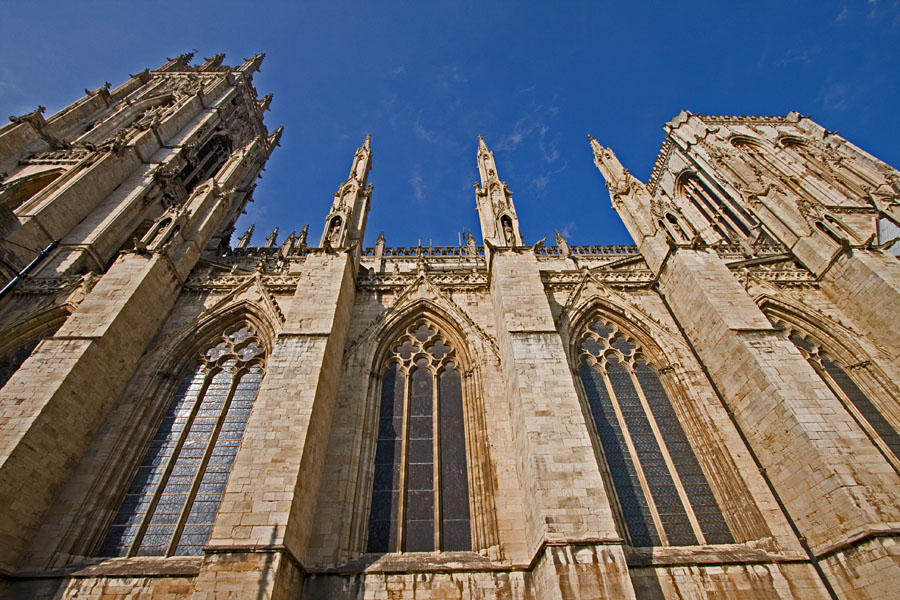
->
403, 366, 434, 552
98, 366, 205, 556
404, 519, 434, 552
367, 365, 405, 553
609, 359, 696, 546
579, 362, 660, 546
589, 321, 614, 338
172, 367, 261, 556
822, 357, 900, 461
137, 366, 229, 556
635, 362, 732, 545
439, 366, 471, 550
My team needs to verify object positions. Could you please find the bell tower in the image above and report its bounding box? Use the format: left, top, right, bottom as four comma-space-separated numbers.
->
475, 136, 522, 247
320, 135, 372, 248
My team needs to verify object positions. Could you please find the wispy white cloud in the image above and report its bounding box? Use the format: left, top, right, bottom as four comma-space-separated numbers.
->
409, 165, 426, 202
559, 221, 576, 239
776, 46, 820, 67
0, 80, 20, 96
819, 81, 851, 109
496, 112, 561, 165
835, 6, 848, 21
414, 119, 440, 144
391, 66, 406, 75
437, 65, 468, 87
533, 175, 551, 195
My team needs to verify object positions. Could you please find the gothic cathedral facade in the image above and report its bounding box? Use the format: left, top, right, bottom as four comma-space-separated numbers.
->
0, 55, 899, 599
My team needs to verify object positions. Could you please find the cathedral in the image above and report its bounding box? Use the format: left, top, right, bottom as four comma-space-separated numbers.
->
1, 53, 899, 600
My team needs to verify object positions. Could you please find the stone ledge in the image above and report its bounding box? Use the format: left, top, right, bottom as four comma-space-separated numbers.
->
625, 544, 808, 568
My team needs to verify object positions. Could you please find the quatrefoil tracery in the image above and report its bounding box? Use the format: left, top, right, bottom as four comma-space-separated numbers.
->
578, 319, 645, 369
200, 325, 265, 371
387, 322, 457, 372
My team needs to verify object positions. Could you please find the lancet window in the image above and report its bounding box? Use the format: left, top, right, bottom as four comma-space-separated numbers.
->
366, 322, 471, 553
776, 321, 900, 471
99, 325, 265, 557
680, 173, 759, 244
576, 318, 733, 546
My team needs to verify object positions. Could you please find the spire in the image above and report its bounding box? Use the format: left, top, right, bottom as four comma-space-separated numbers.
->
555, 229, 570, 257
375, 231, 386, 261
349, 134, 373, 184
280, 231, 295, 257
236, 224, 254, 249
157, 52, 194, 72
476, 134, 499, 188
320, 136, 373, 248
264, 227, 278, 248
258, 93, 274, 112
297, 223, 309, 246
474, 137, 523, 247
240, 53, 265, 74
589, 134, 637, 194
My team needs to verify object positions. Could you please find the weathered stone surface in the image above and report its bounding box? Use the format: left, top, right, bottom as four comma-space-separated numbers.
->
0, 62, 897, 599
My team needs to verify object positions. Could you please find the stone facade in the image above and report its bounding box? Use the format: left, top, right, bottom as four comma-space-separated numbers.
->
0, 55, 898, 599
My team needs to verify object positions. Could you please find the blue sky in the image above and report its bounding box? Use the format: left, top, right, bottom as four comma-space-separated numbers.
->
2, 2, 898, 248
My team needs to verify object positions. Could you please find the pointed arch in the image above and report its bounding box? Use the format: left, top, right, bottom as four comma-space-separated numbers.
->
353, 299, 499, 557
759, 295, 900, 472
564, 295, 774, 547
60, 300, 275, 560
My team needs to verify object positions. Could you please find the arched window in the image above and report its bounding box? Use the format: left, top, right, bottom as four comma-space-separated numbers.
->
366, 322, 471, 553
180, 133, 233, 194
679, 173, 757, 244
98, 325, 265, 557
775, 320, 900, 470
576, 318, 733, 547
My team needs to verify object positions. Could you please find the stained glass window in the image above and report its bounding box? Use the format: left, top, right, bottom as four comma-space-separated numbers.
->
577, 318, 733, 547
366, 322, 471, 553
99, 325, 264, 557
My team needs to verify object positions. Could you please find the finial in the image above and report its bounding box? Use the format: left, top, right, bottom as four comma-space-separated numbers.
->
297, 223, 309, 246
264, 226, 278, 248
237, 224, 254, 249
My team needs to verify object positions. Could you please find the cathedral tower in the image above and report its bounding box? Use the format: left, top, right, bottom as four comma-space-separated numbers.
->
0, 52, 278, 576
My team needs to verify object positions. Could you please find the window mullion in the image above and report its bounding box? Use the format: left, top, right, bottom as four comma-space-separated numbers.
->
166, 365, 240, 555
128, 367, 212, 557
601, 366, 668, 546
432, 367, 441, 551
630, 367, 706, 544
396, 364, 410, 553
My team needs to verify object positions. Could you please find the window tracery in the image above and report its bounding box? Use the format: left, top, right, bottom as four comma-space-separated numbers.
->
366, 322, 471, 553
99, 324, 265, 557
576, 318, 734, 547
